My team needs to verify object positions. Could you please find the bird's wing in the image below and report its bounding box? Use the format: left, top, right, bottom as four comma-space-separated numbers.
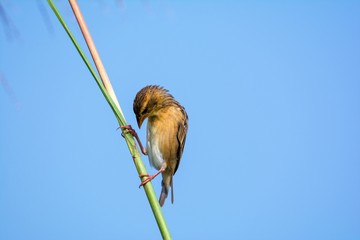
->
174, 108, 188, 174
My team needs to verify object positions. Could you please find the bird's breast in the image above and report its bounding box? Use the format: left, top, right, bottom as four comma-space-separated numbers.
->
146, 121, 165, 170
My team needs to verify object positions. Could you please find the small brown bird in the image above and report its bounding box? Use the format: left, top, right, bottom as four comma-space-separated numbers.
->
123, 85, 188, 206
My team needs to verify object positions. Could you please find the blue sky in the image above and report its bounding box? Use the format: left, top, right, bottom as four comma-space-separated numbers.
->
1, 1, 360, 239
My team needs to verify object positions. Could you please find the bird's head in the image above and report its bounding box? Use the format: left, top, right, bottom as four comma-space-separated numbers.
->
133, 85, 171, 128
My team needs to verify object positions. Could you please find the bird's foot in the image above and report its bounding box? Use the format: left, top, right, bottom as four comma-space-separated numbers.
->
119, 125, 147, 155
138, 170, 163, 188
139, 174, 154, 188
119, 125, 137, 138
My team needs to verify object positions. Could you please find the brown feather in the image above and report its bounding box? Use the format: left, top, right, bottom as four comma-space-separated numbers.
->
133, 85, 188, 206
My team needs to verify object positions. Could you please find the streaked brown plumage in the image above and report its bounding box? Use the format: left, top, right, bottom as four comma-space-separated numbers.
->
130, 85, 188, 206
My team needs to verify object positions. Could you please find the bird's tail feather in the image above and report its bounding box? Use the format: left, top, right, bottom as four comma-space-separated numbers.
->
170, 177, 174, 204
159, 177, 173, 207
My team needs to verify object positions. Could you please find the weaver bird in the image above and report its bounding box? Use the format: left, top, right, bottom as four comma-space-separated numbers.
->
123, 85, 188, 206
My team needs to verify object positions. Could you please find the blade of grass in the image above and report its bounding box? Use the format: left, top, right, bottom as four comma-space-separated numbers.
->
47, 1, 172, 239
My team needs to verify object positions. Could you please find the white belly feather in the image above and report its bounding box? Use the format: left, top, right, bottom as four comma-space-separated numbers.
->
146, 121, 164, 170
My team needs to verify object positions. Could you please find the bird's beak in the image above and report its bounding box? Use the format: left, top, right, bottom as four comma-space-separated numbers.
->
136, 115, 145, 128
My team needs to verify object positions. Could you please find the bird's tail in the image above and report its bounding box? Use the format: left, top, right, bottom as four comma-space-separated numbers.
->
159, 176, 173, 207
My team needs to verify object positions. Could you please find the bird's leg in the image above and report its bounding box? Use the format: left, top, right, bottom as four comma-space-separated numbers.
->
120, 125, 147, 155
138, 164, 167, 188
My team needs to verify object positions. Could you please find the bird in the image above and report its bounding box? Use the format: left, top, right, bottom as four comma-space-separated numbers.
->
122, 85, 188, 206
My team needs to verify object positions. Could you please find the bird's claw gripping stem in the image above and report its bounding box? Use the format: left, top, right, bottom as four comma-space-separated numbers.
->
138, 170, 163, 188
120, 125, 147, 155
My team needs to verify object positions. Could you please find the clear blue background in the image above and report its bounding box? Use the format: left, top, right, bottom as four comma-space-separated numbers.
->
1, 1, 359, 239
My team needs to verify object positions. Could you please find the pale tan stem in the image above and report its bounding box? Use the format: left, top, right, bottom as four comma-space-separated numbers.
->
68, 0, 124, 118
